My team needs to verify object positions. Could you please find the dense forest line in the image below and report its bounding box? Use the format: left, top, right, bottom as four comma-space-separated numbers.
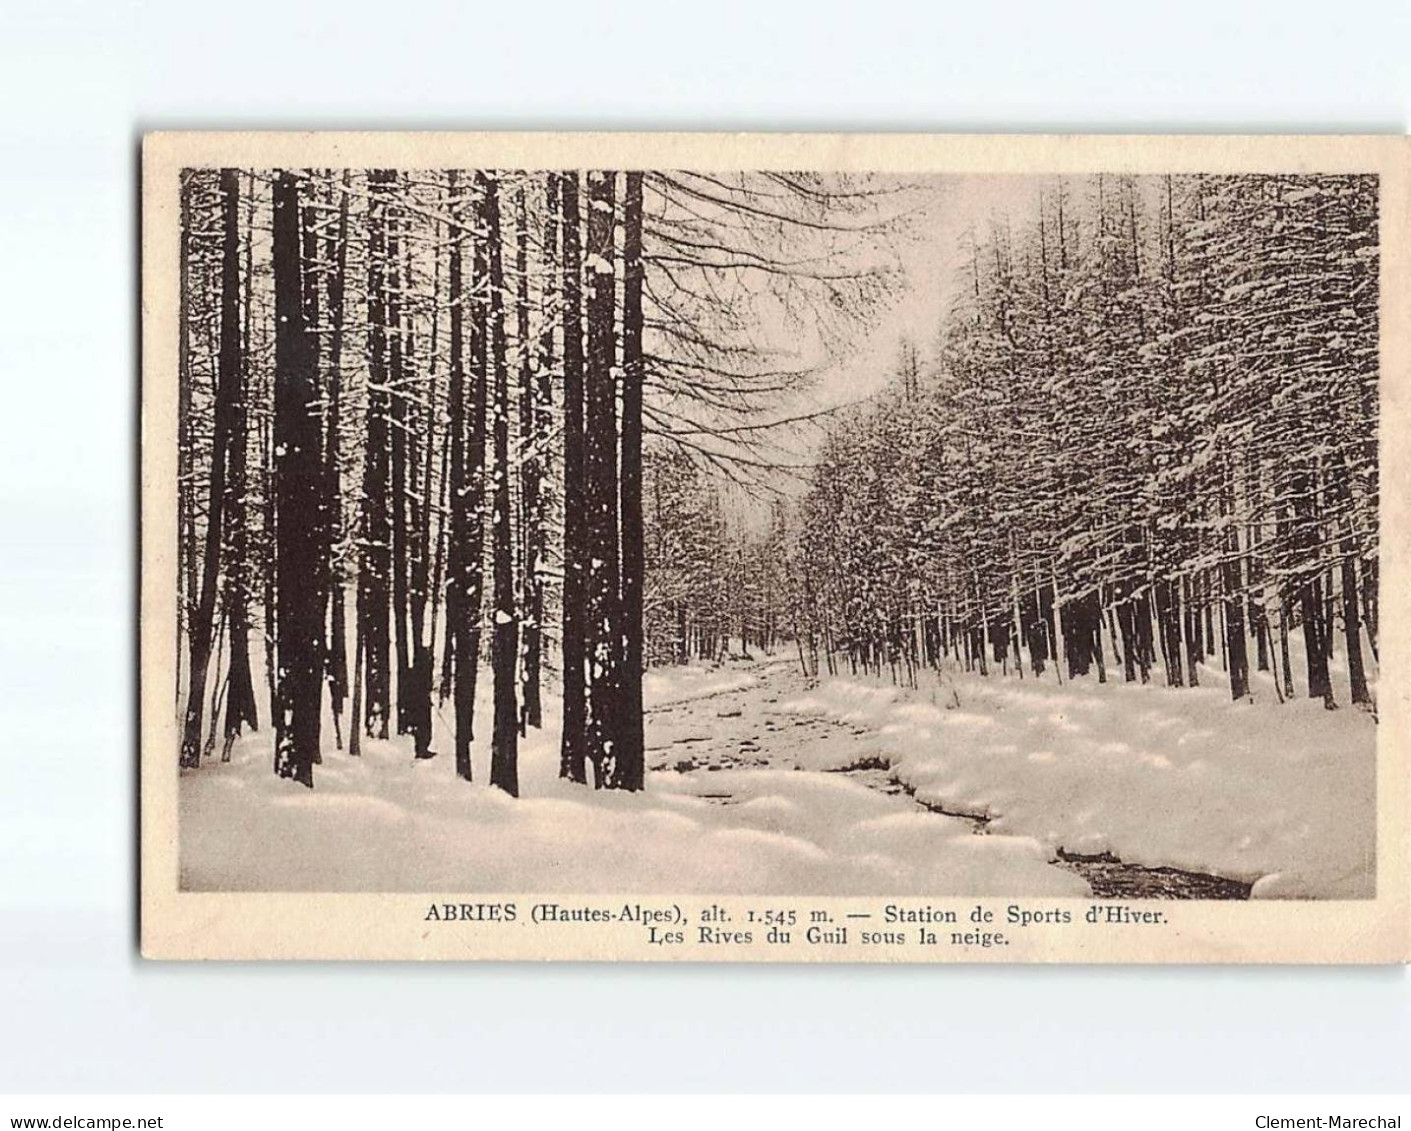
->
795, 175, 1379, 711
174, 166, 892, 791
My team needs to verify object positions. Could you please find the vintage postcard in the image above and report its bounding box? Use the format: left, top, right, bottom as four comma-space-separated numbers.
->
141, 133, 1409, 961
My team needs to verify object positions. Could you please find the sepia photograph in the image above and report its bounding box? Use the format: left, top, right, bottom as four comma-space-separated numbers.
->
139, 132, 1408, 962
8, 0, 1411, 1112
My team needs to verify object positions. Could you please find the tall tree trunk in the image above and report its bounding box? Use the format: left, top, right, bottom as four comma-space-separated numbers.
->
1222, 558, 1250, 701
1289, 462, 1335, 709
1301, 573, 1335, 708
446, 171, 476, 781
261, 342, 279, 722
1360, 555, 1379, 659
1221, 462, 1250, 701
1181, 576, 1200, 687
431, 403, 452, 703
520, 175, 556, 732
1116, 589, 1138, 683
1278, 590, 1295, 699
298, 180, 325, 766
180, 169, 241, 769
360, 170, 393, 740
558, 172, 589, 784
1154, 578, 1183, 688
583, 170, 623, 788
271, 170, 322, 787
1342, 551, 1372, 709
322, 171, 351, 749
407, 194, 439, 759
513, 185, 534, 740
1132, 590, 1153, 683
611, 169, 646, 791
176, 171, 195, 709
388, 191, 412, 739
222, 171, 259, 752
1093, 594, 1108, 683
349, 606, 364, 757
462, 175, 491, 756
1202, 574, 1214, 659
1048, 574, 1064, 683
1323, 565, 1337, 662
486, 173, 520, 796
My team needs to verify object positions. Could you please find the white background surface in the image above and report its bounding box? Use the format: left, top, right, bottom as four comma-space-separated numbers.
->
1, 0, 1408, 1093
2, 1095, 1408, 1129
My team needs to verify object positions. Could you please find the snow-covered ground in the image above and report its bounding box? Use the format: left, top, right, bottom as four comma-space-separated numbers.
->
776, 663, 1376, 899
180, 650, 1375, 899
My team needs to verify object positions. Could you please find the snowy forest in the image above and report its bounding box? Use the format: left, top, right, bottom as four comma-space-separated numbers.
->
798, 175, 1378, 707
174, 168, 1378, 901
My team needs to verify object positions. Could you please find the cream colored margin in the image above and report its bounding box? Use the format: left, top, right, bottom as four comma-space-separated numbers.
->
141, 133, 1410, 962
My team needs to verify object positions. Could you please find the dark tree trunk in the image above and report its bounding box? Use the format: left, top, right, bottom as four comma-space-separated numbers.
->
559, 172, 589, 784
322, 171, 351, 749
360, 170, 393, 740
520, 176, 557, 733
1279, 591, 1296, 699
222, 171, 259, 752
177, 172, 195, 708
1220, 467, 1250, 701
349, 600, 364, 756
1222, 560, 1250, 701
1023, 586, 1046, 677
261, 369, 279, 721
1301, 573, 1335, 708
180, 169, 242, 769
1181, 577, 1201, 687
1133, 590, 1153, 683
431, 405, 452, 705
486, 174, 520, 797
406, 197, 438, 760
1323, 566, 1337, 662
1289, 463, 1335, 709
1247, 539, 1270, 673
271, 170, 322, 787
1047, 578, 1063, 683
1154, 578, 1183, 688
1093, 595, 1108, 683
1342, 552, 1372, 708
445, 171, 476, 781
1202, 577, 1214, 658
298, 181, 325, 766
583, 170, 623, 788
462, 175, 491, 754
513, 184, 534, 739
611, 169, 647, 791
1360, 555, 1379, 658
1116, 591, 1138, 683
388, 191, 413, 740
